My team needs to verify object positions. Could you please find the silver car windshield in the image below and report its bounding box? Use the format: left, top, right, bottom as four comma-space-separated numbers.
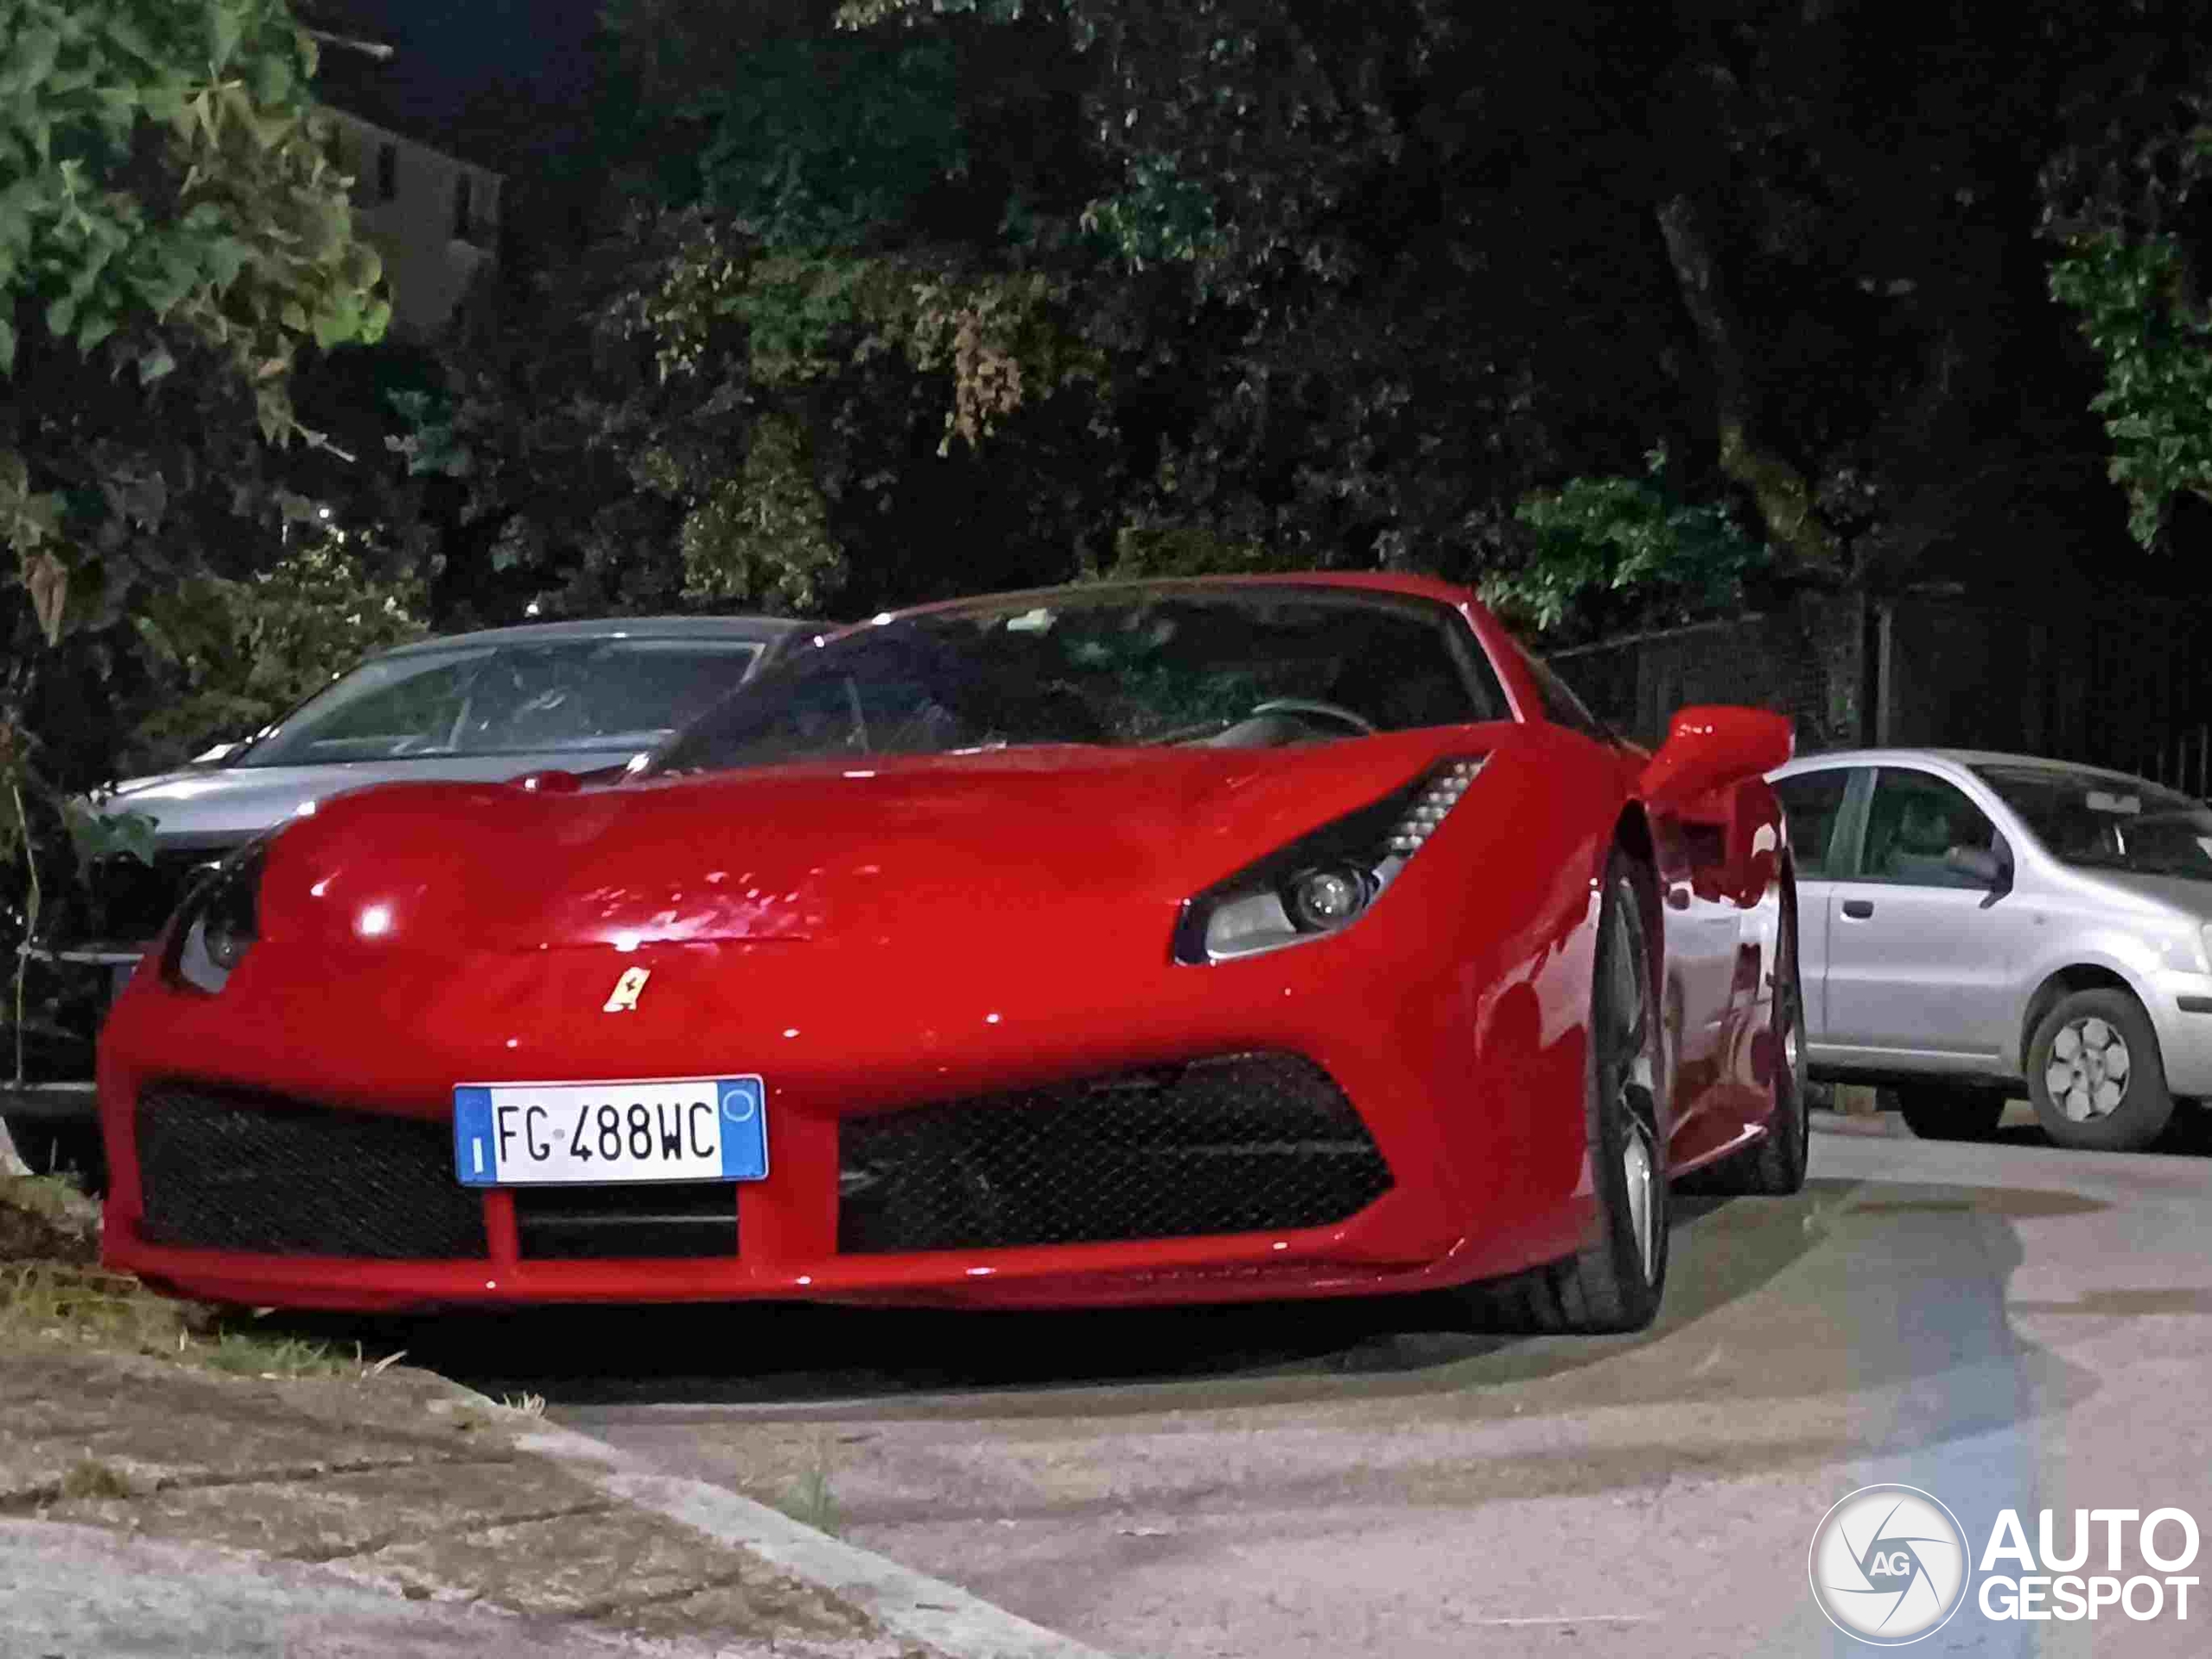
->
645, 585, 1506, 776
1973, 763, 2212, 880
234, 638, 766, 767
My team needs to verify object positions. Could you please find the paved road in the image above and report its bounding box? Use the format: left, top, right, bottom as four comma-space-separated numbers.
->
396, 1118, 2212, 1657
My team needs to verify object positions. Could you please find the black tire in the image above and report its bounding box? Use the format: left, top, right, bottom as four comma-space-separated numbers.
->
1473, 849, 1669, 1335
1690, 889, 1809, 1197
2026, 988, 2173, 1152
1893, 1086, 2006, 1142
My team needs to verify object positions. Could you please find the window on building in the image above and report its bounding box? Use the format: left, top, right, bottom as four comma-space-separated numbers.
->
376, 143, 397, 203
453, 175, 474, 240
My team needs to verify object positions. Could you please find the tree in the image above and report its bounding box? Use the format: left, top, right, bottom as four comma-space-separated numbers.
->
2041, 6, 2212, 550
838, 0, 2143, 615
388, 0, 1116, 626
1, 0, 390, 1133
2, 0, 391, 762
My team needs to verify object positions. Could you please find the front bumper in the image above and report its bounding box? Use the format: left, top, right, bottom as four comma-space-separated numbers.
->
98, 919, 1599, 1312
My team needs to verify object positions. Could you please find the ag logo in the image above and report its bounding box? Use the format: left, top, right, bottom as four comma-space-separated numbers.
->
1808, 1484, 1969, 1644
602, 966, 651, 1014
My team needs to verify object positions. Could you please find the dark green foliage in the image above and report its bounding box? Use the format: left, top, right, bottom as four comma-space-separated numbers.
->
1484, 454, 1772, 639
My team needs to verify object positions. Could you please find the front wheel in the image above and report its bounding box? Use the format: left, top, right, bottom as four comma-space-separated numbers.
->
2027, 988, 2173, 1152
1472, 849, 1669, 1335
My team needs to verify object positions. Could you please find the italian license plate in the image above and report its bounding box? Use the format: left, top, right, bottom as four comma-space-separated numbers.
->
452, 1077, 766, 1187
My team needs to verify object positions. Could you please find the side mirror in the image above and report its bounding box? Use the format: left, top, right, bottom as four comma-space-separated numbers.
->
1947, 844, 2012, 905
1639, 706, 1795, 816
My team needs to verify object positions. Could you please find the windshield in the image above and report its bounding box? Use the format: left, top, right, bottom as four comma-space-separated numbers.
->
646, 585, 1506, 777
237, 637, 766, 767
1972, 763, 2212, 880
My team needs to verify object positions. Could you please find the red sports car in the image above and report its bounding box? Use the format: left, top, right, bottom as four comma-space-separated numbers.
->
99, 574, 1802, 1332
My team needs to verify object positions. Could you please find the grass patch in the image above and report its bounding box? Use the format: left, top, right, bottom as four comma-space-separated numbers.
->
200, 1329, 365, 1380
0, 1262, 394, 1381
0, 1171, 99, 1265
58, 1457, 134, 1502
0, 1170, 94, 1231
0, 1262, 188, 1353
0, 1179, 406, 1380
0, 1260, 397, 1377
775, 1433, 843, 1537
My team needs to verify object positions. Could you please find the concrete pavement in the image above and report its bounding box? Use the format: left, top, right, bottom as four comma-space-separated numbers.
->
0, 1325, 1111, 1658
527, 1113, 2212, 1658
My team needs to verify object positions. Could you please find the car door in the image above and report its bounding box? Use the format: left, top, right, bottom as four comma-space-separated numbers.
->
1820, 766, 2034, 1065
1770, 764, 1859, 1043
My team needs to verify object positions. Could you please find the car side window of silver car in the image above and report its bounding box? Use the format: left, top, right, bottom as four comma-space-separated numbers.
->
1862, 769, 2001, 887
1771, 768, 1854, 876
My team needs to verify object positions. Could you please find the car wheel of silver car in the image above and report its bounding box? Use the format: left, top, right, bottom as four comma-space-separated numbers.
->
1473, 849, 1669, 1335
1893, 1086, 2006, 1142
2026, 988, 2174, 1153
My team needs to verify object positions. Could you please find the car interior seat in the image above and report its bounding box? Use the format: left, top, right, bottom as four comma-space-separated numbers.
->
1878, 792, 1975, 885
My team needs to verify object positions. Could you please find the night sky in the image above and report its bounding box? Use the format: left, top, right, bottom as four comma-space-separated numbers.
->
331, 0, 604, 161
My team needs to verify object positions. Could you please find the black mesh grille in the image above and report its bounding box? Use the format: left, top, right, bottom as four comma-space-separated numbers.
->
136, 1087, 486, 1259
837, 1052, 1390, 1254
513, 1185, 739, 1260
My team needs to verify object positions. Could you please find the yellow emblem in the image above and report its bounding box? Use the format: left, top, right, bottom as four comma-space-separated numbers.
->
602, 966, 651, 1014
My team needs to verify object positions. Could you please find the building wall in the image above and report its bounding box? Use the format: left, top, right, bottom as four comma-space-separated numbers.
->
324, 110, 501, 340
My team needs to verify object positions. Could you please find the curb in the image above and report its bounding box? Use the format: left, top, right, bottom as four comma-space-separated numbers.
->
508, 1416, 1122, 1659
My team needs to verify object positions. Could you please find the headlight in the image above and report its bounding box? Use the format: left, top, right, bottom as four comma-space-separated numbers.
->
1173, 759, 1486, 964
163, 842, 267, 994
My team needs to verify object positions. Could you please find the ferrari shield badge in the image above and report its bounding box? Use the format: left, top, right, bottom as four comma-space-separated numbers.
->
602, 965, 651, 1014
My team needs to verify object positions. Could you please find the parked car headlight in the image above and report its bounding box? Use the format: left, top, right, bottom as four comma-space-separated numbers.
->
163, 842, 268, 995
1174, 759, 1486, 964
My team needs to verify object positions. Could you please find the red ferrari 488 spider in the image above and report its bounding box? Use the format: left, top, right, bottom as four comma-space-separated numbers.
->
100, 574, 1800, 1332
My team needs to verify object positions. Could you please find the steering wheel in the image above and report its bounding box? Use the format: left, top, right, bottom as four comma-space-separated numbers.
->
1248, 697, 1378, 736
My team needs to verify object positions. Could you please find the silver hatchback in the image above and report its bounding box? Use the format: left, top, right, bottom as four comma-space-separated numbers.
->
1770, 747, 2212, 1150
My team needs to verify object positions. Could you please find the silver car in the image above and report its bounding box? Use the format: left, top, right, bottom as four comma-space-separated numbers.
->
3, 613, 799, 1168
1769, 747, 2212, 1151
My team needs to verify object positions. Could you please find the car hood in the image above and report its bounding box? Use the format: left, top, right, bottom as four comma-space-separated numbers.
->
257, 729, 1520, 954
99, 750, 649, 849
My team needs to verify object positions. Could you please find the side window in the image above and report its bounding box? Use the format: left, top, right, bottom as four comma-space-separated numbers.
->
1526, 655, 1607, 740
1863, 769, 1998, 887
1771, 769, 1853, 877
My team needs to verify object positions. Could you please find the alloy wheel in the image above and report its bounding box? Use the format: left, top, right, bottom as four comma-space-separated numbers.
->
2046, 1016, 2131, 1122
1602, 887, 1662, 1284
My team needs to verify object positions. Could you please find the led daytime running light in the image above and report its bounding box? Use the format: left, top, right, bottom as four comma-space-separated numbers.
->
1385, 759, 1484, 855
